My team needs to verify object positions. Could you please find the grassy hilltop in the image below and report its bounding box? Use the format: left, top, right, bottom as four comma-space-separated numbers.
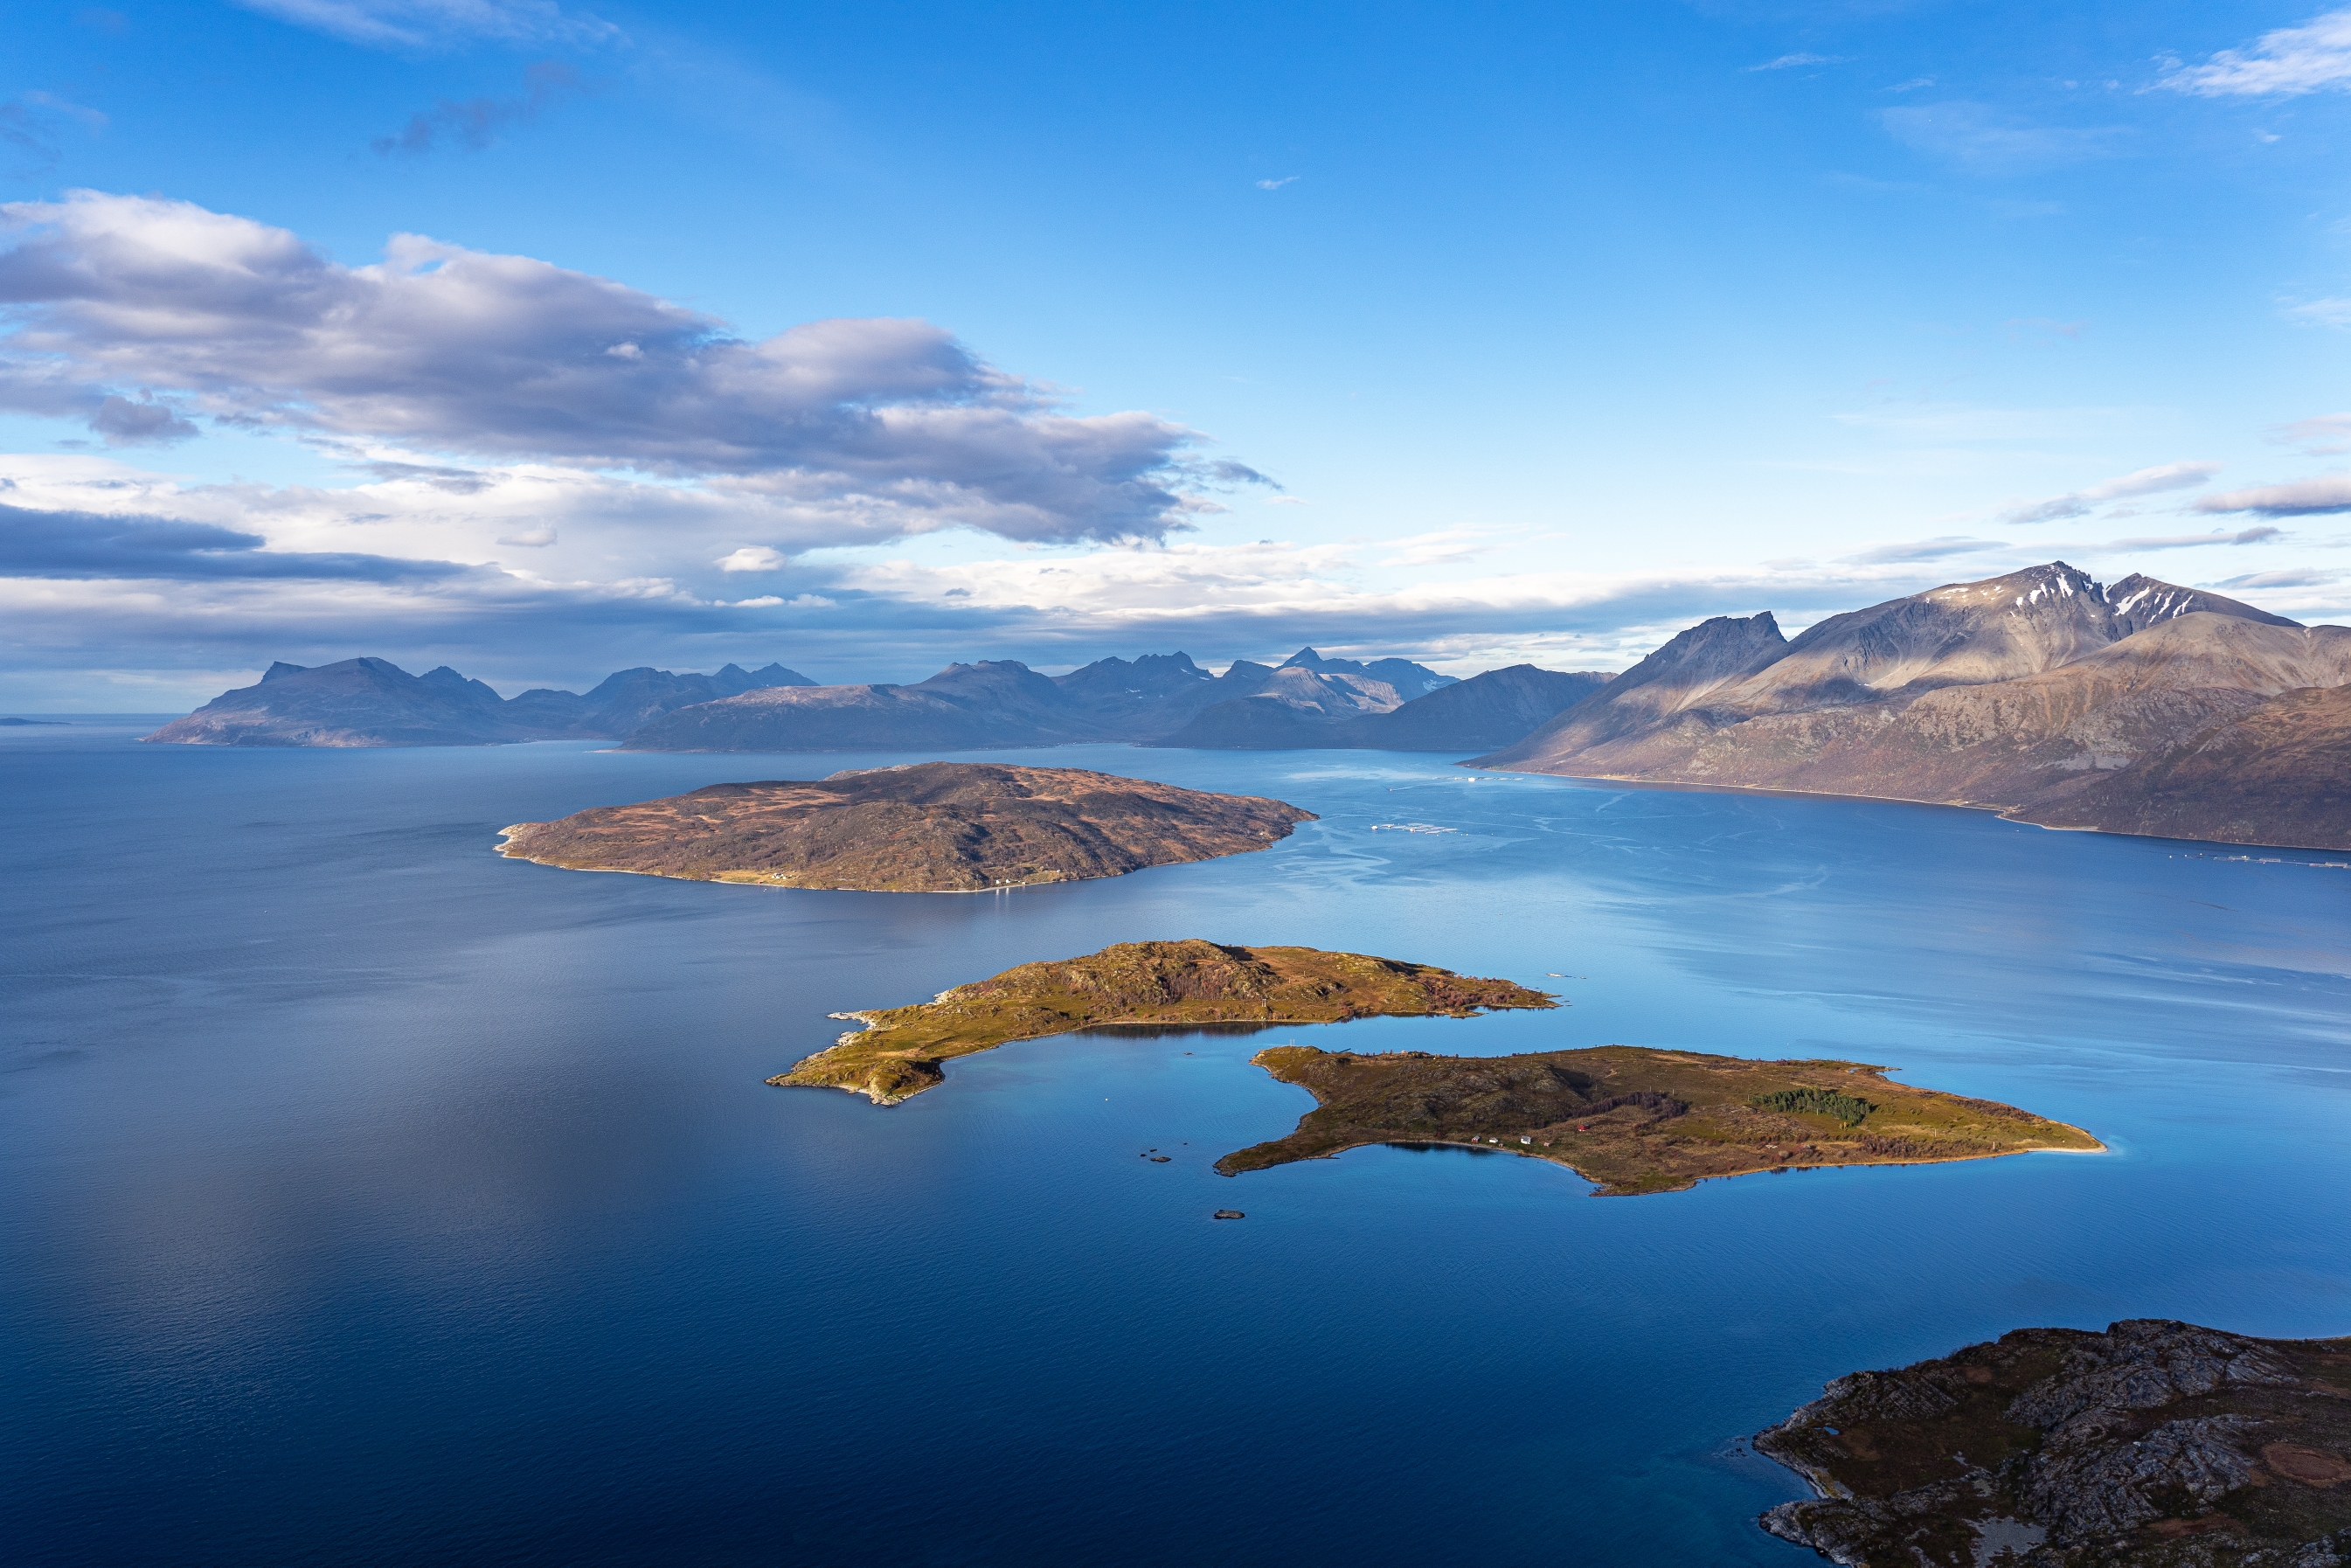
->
500, 762, 1315, 893
773, 939, 1555, 1104
1224, 1043, 2100, 1195
775, 940, 2097, 1197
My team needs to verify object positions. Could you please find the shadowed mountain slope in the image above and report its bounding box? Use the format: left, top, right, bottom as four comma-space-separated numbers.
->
1050, 652, 1274, 733
1481, 612, 1790, 763
1148, 665, 1408, 747
2017, 682, 2351, 849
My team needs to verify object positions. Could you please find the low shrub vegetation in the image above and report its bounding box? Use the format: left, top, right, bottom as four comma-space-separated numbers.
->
1751, 1087, 1875, 1126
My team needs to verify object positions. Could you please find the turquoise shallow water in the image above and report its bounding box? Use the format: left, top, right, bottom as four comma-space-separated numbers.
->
4, 725, 2349, 1565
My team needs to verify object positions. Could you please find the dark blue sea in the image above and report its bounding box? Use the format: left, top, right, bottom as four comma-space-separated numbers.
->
6, 722, 2349, 1565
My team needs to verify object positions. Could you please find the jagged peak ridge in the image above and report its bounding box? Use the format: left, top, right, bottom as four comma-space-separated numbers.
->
1923, 559, 2104, 611
2107, 572, 2299, 635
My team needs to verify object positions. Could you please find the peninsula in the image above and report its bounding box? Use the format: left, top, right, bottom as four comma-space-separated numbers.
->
1756, 1319, 2351, 1565
497, 763, 1315, 892
771, 940, 1556, 1104
1218, 1043, 2098, 1193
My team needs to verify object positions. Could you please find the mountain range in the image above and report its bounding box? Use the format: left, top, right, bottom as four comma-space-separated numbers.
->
139, 562, 2351, 850
145, 656, 816, 746
148, 646, 1561, 753
1472, 564, 2351, 850
621, 647, 1473, 751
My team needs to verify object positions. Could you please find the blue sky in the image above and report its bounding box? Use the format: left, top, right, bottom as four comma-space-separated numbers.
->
6, 0, 2351, 705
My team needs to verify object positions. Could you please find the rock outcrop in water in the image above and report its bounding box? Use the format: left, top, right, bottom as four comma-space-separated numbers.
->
1470, 565, 2351, 850
1757, 1319, 2351, 1565
498, 762, 1315, 892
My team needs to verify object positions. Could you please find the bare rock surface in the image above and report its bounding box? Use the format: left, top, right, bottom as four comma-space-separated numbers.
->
1757, 1319, 2351, 1565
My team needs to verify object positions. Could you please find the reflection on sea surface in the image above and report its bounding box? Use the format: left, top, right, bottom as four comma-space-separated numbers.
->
3, 726, 2348, 1565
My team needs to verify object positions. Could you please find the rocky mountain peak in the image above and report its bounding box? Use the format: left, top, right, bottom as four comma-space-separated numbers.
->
2107, 572, 2299, 635
1924, 560, 2106, 613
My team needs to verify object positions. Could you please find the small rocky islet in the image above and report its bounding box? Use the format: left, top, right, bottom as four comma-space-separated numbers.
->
496, 761, 1315, 892
1757, 1319, 2351, 1566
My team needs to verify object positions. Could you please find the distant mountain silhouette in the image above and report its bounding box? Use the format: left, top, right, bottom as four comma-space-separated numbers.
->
145, 657, 814, 746
621, 661, 1113, 752
1473, 564, 2349, 850
619, 648, 1503, 753
1278, 647, 1456, 697
1151, 664, 1611, 751
148, 644, 1615, 753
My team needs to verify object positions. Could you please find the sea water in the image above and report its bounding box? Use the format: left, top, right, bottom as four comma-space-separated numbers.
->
4, 725, 2348, 1565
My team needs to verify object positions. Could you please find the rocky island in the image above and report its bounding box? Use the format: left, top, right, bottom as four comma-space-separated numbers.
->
772, 940, 1556, 1104
497, 762, 1315, 892
1756, 1319, 2351, 1566
1217, 1043, 2098, 1192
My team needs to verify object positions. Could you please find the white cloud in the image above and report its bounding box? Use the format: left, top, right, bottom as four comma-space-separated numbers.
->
497, 524, 556, 546
1832, 403, 2138, 443
1838, 536, 2005, 565
371, 60, 589, 156
2276, 413, 2351, 454
2195, 472, 2351, 517
717, 545, 786, 572
1887, 77, 1934, 93
1254, 176, 1298, 191
232, 0, 623, 51
1376, 527, 1510, 568
2285, 296, 2351, 328
2156, 8, 2351, 97
828, 536, 2041, 658
2066, 526, 2284, 551
1748, 52, 1847, 72
2210, 567, 2342, 589
1881, 102, 2132, 171
2001, 461, 2221, 524
0, 191, 1267, 545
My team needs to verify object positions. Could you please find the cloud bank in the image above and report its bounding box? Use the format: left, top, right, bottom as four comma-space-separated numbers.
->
232, 0, 621, 51
2195, 473, 2351, 517
2002, 461, 2219, 524
2158, 9, 2351, 97
0, 191, 1265, 545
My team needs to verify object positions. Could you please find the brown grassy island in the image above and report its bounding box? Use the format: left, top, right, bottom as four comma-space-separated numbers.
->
771, 939, 1556, 1104
1219, 1043, 2099, 1193
1756, 1319, 2351, 1565
774, 941, 2096, 1197
496, 761, 1314, 892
